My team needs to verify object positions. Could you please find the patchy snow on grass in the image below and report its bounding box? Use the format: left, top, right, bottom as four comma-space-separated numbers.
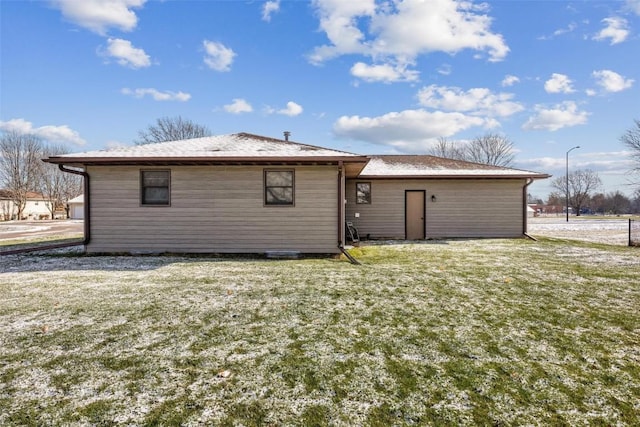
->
1, 239, 639, 425
529, 216, 632, 246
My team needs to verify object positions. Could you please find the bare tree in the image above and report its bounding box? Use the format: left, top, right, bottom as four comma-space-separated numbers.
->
465, 133, 515, 167
429, 134, 516, 167
546, 192, 565, 215
551, 169, 602, 216
429, 137, 465, 160
38, 144, 82, 218
0, 132, 43, 219
590, 192, 607, 215
620, 119, 640, 180
136, 116, 211, 145
631, 189, 640, 214
606, 191, 631, 215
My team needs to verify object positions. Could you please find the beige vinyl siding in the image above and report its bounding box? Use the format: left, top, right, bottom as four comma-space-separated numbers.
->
87, 165, 339, 253
345, 178, 526, 239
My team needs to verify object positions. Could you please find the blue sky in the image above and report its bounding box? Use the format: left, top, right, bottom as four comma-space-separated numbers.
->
1, 0, 639, 198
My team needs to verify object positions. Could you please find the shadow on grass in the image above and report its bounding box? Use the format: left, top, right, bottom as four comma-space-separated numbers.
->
0, 247, 351, 274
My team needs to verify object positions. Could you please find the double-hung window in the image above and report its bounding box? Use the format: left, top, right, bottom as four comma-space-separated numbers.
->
264, 170, 294, 206
141, 170, 171, 206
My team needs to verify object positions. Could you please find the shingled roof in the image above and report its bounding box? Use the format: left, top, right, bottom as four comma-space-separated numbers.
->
358, 155, 550, 179
0, 190, 46, 200
44, 133, 367, 164
43, 133, 371, 178
44, 133, 549, 180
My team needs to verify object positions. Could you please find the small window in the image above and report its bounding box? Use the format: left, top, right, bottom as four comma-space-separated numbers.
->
356, 182, 371, 204
265, 170, 294, 206
141, 170, 170, 206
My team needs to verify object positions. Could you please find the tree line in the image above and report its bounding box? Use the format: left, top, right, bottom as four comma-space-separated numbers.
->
437, 120, 640, 216
540, 119, 640, 216
0, 132, 82, 220
531, 189, 640, 216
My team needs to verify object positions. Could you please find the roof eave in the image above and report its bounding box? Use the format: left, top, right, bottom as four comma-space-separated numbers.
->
44, 155, 370, 166
357, 173, 552, 180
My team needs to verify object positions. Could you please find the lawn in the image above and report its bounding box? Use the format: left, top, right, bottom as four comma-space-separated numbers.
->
1, 238, 639, 426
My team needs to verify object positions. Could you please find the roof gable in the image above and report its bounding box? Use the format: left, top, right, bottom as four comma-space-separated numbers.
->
0, 190, 46, 200
68, 195, 84, 204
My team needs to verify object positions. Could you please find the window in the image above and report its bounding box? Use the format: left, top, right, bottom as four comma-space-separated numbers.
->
141, 170, 170, 206
264, 170, 294, 206
356, 182, 371, 204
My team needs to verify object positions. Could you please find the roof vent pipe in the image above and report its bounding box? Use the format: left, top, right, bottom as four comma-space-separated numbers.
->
283, 131, 291, 141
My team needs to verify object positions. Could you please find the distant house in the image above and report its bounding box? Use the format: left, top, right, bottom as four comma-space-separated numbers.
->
529, 203, 563, 216
68, 195, 84, 219
0, 190, 52, 221
44, 133, 550, 254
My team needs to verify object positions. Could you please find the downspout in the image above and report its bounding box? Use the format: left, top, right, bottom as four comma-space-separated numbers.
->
337, 161, 344, 248
337, 162, 360, 265
59, 164, 90, 246
522, 178, 536, 241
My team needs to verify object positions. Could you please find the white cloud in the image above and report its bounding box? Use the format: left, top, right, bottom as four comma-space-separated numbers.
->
309, 0, 509, 79
36, 126, 87, 146
518, 156, 566, 171
262, 0, 280, 22
593, 17, 629, 44
374, 0, 510, 62
52, 0, 146, 35
521, 151, 634, 173
224, 98, 253, 114
308, 0, 374, 64
501, 75, 520, 87
437, 63, 452, 76
539, 22, 578, 40
121, 88, 191, 101
544, 73, 575, 94
0, 118, 86, 145
554, 22, 578, 37
104, 38, 151, 69
350, 62, 419, 83
278, 101, 303, 117
203, 40, 236, 72
627, 0, 640, 15
417, 85, 524, 117
522, 101, 589, 132
592, 70, 634, 93
333, 109, 488, 151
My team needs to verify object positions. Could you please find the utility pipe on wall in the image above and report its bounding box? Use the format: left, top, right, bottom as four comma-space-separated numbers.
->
337, 161, 344, 248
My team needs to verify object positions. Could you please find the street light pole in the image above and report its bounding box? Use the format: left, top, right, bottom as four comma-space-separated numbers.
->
566, 145, 580, 222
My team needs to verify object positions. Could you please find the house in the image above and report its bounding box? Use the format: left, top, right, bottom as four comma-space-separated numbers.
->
345, 155, 549, 240
44, 133, 550, 254
67, 195, 84, 219
0, 190, 52, 221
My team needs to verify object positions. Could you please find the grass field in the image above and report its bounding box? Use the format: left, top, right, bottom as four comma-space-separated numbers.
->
1, 238, 639, 426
